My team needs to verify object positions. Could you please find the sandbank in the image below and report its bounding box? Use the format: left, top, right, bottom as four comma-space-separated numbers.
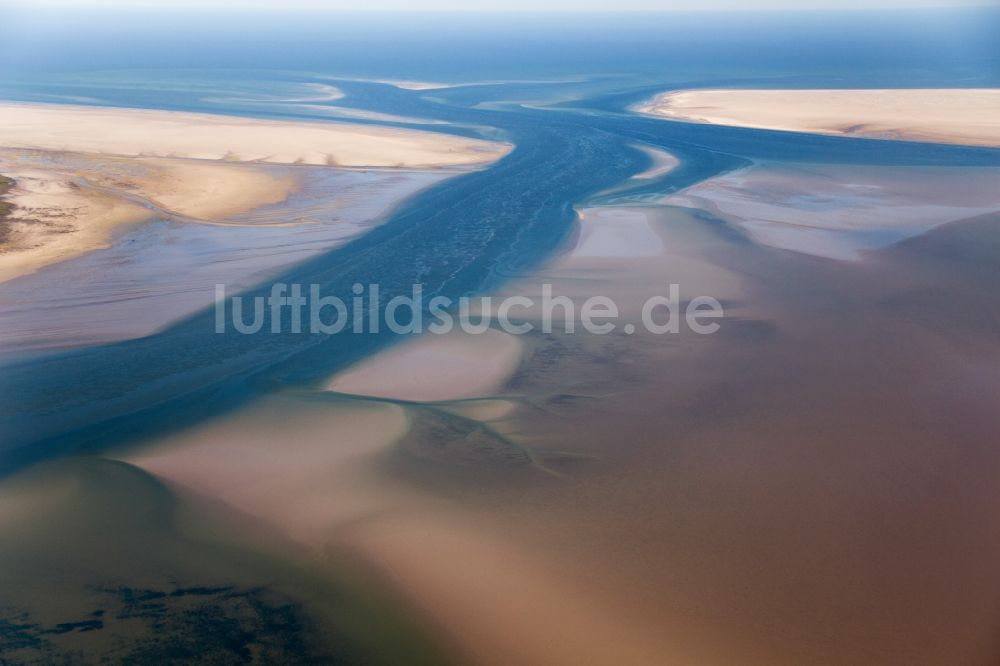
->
476, 204, 744, 328
0, 149, 298, 282
0, 101, 511, 168
635, 88, 1000, 147
665, 163, 1000, 260
571, 207, 664, 258
632, 144, 680, 179
0, 95, 511, 282
373, 79, 452, 91
117, 202, 751, 665
123, 397, 412, 546
0, 162, 150, 283
0, 165, 454, 348
326, 328, 524, 403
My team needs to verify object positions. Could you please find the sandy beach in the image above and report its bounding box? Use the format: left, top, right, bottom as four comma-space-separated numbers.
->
0, 102, 511, 167
635, 88, 1000, 147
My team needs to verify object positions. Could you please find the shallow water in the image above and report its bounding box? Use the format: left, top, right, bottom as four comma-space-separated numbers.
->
0, 165, 453, 352
2, 41, 998, 465
2, 7, 1000, 665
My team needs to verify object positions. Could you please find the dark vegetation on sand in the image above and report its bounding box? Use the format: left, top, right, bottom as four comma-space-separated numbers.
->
0, 175, 14, 245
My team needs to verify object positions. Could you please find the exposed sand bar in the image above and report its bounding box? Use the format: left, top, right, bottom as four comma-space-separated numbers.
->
326, 328, 524, 403
123, 397, 414, 546
572, 208, 664, 258
636, 88, 1000, 147
0, 102, 511, 167
0, 149, 299, 283
665, 163, 1000, 260
372, 79, 452, 91
0, 163, 455, 349
0, 97, 510, 283
632, 144, 679, 179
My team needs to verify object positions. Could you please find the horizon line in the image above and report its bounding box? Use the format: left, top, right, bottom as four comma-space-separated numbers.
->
13, 0, 1000, 11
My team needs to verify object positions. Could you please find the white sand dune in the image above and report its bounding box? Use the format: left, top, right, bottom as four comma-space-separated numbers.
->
636, 88, 1000, 147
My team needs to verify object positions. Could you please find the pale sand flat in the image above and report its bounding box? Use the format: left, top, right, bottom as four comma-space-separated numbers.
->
0, 165, 150, 283
125, 202, 741, 666
372, 79, 453, 90
0, 151, 299, 283
636, 88, 1000, 147
0, 101, 511, 168
122, 393, 683, 665
571, 207, 664, 258
632, 144, 680, 179
130, 158, 298, 220
122, 398, 413, 546
0, 167, 455, 349
474, 204, 745, 327
325, 328, 524, 403
665, 163, 1000, 260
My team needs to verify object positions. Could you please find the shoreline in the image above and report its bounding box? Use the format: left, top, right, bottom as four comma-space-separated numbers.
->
663, 161, 1000, 261
635, 88, 1000, 148
0, 99, 511, 284
0, 150, 299, 283
0, 101, 512, 168
0, 163, 460, 349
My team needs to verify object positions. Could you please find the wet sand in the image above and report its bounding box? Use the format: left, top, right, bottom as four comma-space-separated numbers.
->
346, 196, 1000, 665
0, 101, 510, 282
0, 159, 150, 282
0, 149, 299, 282
631, 144, 680, 179
0, 454, 449, 665
0, 164, 459, 351
104, 189, 759, 665
6, 82, 1000, 666
326, 327, 524, 402
665, 162, 1000, 260
636, 88, 1000, 147
204, 172, 1000, 666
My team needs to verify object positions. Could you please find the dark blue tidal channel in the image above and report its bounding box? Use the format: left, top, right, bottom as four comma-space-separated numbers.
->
1, 79, 999, 472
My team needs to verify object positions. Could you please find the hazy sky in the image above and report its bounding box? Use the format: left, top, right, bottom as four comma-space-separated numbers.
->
18, 0, 1000, 9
